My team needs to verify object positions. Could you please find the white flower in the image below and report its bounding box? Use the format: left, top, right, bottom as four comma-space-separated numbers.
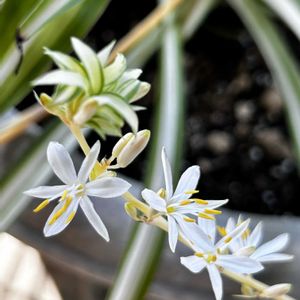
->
180, 219, 263, 300
141, 147, 228, 252
224, 215, 294, 263
24, 141, 131, 239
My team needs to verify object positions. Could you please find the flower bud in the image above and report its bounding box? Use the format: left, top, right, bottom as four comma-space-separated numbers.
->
112, 132, 134, 158
124, 202, 139, 221
260, 284, 291, 298
73, 99, 98, 125
34, 92, 53, 107
114, 129, 150, 168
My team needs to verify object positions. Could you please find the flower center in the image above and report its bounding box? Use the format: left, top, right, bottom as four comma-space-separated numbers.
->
195, 251, 217, 264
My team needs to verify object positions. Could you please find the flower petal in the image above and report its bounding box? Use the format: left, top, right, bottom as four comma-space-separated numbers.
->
168, 216, 179, 252
252, 233, 290, 259
248, 222, 263, 248
177, 219, 214, 252
218, 255, 263, 274
86, 177, 131, 198
180, 255, 206, 273
198, 218, 216, 244
47, 142, 77, 184
44, 48, 84, 74
216, 219, 250, 249
161, 147, 173, 199
203, 199, 229, 209
80, 196, 109, 241
173, 165, 200, 201
129, 82, 151, 103
24, 185, 67, 199
103, 53, 126, 85
254, 253, 294, 263
33, 70, 87, 89
207, 264, 223, 300
141, 189, 166, 212
97, 40, 116, 67
43, 197, 80, 237
71, 37, 103, 94
78, 141, 100, 183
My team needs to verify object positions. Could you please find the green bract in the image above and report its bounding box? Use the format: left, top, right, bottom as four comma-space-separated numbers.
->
33, 37, 151, 138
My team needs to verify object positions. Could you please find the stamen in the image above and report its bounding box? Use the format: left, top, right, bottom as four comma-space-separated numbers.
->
183, 216, 196, 223
66, 211, 76, 224
61, 190, 68, 200
33, 199, 49, 213
204, 209, 222, 215
180, 200, 192, 206
49, 195, 73, 225
157, 188, 166, 198
194, 199, 208, 205
224, 236, 232, 243
198, 212, 215, 220
166, 206, 176, 214
217, 226, 227, 237
76, 184, 84, 191
185, 190, 199, 195
207, 254, 217, 263
242, 228, 250, 240
195, 252, 204, 257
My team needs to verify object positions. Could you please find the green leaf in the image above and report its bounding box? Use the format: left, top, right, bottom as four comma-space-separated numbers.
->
227, 0, 300, 167
0, 0, 110, 113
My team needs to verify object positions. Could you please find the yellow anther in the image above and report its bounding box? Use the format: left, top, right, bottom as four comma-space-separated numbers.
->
204, 209, 222, 215
198, 212, 215, 220
207, 254, 217, 263
224, 236, 232, 243
180, 200, 192, 206
194, 199, 209, 205
49, 196, 73, 225
61, 190, 68, 200
183, 216, 196, 223
49, 216, 57, 225
185, 190, 199, 195
167, 206, 176, 214
66, 211, 76, 224
33, 199, 50, 213
242, 228, 250, 240
217, 226, 227, 237
76, 184, 84, 190
157, 188, 166, 198
195, 252, 204, 258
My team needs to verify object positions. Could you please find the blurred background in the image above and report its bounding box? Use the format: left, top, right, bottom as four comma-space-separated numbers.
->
1, 0, 300, 299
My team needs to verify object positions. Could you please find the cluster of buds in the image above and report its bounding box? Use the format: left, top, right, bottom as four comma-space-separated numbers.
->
33, 38, 150, 138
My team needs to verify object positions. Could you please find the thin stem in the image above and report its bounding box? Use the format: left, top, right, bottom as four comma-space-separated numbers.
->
68, 123, 91, 155
122, 192, 150, 216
